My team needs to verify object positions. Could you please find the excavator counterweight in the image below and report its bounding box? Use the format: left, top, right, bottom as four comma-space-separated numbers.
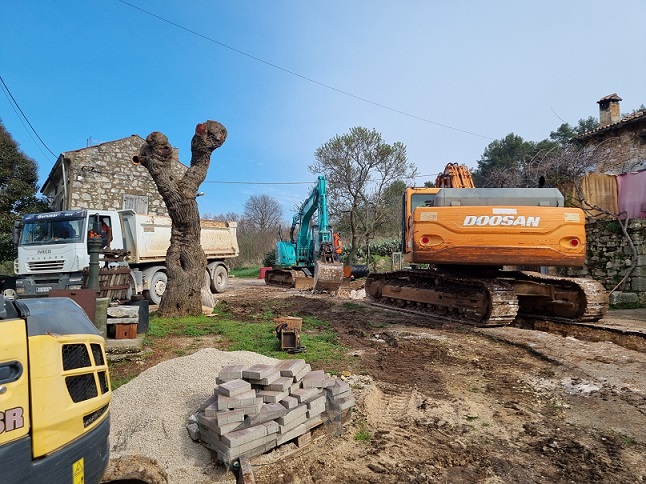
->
365, 164, 608, 326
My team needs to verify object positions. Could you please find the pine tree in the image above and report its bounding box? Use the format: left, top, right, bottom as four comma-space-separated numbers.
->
0, 119, 50, 263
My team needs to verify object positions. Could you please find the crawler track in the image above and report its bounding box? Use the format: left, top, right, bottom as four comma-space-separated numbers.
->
365, 269, 519, 327
264, 269, 313, 289
365, 269, 608, 327
264, 262, 344, 292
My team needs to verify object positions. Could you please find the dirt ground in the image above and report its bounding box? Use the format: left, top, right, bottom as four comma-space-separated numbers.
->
125, 277, 646, 483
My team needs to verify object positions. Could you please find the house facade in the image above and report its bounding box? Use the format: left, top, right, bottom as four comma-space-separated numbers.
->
575, 93, 646, 174
41, 135, 186, 216
572, 94, 646, 305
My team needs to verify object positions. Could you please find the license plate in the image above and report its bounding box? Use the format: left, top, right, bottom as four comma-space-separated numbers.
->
35, 286, 52, 293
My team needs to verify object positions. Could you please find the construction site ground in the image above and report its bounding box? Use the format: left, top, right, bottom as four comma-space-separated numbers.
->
129, 278, 646, 483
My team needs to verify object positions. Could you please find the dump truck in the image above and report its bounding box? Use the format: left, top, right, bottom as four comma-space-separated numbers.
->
365, 167, 608, 326
0, 296, 111, 483
13, 209, 239, 305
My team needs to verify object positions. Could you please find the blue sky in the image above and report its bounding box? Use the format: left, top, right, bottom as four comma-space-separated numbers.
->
1, 1, 645, 220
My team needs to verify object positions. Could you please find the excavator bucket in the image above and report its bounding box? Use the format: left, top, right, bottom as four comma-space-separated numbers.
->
313, 261, 344, 292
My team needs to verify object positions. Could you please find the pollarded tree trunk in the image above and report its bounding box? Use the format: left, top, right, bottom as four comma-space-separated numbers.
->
137, 121, 227, 317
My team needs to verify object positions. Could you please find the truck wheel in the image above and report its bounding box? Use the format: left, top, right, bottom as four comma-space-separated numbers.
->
211, 265, 228, 293
145, 271, 167, 305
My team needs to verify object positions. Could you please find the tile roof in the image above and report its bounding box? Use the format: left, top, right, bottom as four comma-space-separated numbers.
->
575, 109, 646, 141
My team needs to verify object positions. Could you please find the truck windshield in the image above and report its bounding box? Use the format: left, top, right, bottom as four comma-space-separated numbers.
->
20, 216, 86, 245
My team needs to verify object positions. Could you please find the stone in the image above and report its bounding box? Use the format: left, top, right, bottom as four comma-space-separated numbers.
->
266, 376, 293, 392
291, 387, 322, 403
257, 389, 289, 403
293, 363, 312, 382
106, 305, 140, 318
216, 379, 252, 397
276, 404, 307, 426
217, 364, 246, 382
243, 364, 277, 380
302, 370, 335, 388
243, 402, 288, 426
279, 395, 299, 410
325, 380, 350, 396
186, 422, 200, 441
276, 423, 307, 446
246, 368, 281, 385
276, 359, 307, 377
221, 425, 267, 447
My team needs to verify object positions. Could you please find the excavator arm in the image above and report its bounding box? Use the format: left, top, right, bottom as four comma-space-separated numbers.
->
267, 176, 343, 291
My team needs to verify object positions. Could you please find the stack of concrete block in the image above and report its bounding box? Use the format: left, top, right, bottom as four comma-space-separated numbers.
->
188, 359, 355, 465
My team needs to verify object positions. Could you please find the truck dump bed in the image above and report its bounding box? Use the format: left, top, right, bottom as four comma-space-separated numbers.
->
123, 213, 239, 263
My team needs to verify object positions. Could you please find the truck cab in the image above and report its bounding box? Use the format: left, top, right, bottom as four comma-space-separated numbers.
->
14, 210, 124, 298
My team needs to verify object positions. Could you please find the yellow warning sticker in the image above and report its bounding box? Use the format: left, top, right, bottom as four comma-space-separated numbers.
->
73, 457, 84, 484
419, 211, 438, 221
564, 212, 581, 222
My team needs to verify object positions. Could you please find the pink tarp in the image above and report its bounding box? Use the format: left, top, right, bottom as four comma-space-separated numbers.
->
617, 171, 646, 219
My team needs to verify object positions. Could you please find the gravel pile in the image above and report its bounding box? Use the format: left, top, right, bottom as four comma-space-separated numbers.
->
109, 348, 278, 484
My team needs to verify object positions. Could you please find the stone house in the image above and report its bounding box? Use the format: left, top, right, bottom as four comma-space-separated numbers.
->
575, 93, 646, 173
572, 94, 646, 305
41, 135, 187, 216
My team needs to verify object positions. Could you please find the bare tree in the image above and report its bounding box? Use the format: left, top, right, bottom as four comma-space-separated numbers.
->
137, 121, 227, 317
310, 127, 417, 264
243, 194, 283, 233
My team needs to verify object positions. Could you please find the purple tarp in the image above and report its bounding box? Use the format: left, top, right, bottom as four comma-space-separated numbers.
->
617, 170, 646, 219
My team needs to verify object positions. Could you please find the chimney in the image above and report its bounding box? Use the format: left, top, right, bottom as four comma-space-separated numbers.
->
597, 93, 622, 127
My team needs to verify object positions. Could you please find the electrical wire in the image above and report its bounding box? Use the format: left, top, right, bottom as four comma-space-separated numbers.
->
0, 74, 57, 158
201, 173, 438, 185
114, 0, 492, 140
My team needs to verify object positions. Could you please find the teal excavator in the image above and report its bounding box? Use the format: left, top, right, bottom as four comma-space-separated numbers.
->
264, 176, 344, 292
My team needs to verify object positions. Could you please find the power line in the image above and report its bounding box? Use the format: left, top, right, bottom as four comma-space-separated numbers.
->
114, 0, 493, 140
202, 172, 439, 186
0, 74, 57, 158
203, 180, 313, 185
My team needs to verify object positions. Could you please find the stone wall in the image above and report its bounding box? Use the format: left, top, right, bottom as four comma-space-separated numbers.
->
45, 135, 186, 216
582, 126, 646, 174
569, 219, 646, 305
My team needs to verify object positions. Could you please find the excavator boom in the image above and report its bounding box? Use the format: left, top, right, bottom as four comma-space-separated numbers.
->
265, 176, 343, 292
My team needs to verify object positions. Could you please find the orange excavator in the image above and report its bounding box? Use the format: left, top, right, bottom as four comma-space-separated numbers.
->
364, 163, 608, 326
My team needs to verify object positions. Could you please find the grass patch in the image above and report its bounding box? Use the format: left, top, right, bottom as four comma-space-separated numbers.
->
230, 267, 261, 278
354, 420, 372, 442
341, 302, 364, 311
145, 312, 349, 367
109, 372, 135, 390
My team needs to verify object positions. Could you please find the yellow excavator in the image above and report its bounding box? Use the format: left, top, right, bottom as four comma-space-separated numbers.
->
0, 296, 111, 483
365, 164, 608, 326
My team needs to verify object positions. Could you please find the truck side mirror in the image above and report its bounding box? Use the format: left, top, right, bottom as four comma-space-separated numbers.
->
12, 220, 21, 246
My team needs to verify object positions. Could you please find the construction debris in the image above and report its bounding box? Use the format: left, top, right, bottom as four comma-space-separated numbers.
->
187, 359, 355, 465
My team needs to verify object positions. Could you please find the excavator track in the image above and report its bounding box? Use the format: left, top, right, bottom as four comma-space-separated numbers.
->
512, 271, 608, 322
265, 262, 344, 292
365, 269, 519, 327
365, 269, 609, 327
265, 269, 313, 290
